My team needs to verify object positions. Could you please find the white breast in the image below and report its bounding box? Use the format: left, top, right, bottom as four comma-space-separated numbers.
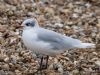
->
22, 28, 62, 56
22, 28, 39, 50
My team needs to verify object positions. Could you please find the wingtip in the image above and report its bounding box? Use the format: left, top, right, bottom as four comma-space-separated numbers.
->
81, 43, 96, 48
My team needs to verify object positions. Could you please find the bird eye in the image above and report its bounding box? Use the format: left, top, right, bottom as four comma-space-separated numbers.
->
26, 23, 31, 26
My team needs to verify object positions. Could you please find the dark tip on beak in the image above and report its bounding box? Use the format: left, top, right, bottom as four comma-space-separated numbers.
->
15, 24, 24, 29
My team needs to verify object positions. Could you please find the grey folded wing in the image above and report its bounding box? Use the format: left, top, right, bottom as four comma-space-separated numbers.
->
36, 28, 81, 50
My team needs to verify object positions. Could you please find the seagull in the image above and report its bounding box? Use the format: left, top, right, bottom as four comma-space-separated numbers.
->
21, 18, 95, 69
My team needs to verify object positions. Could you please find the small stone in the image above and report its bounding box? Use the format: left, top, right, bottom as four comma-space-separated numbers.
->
15, 70, 22, 75
0, 25, 7, 33
58, 67, 63, 73
95, 60, 100, 66
53, 0, 65, 5
85, 3, 91, 8
96, 24, 100, 28
65, 26, 70, 29
93, 52, 98, 55
2, 64, 9, 70
7, 71, 15, 75
72, 13, 79, 18
60, 8, 70, 14
74, 8, 82, 13
72, 69, 79, 75
91, 33, 96, 37
0, 70, 6, 75
45, 7, 54, 16
4, 57, 9, 62
91, 58, 98, 61
55, 23, 63, 28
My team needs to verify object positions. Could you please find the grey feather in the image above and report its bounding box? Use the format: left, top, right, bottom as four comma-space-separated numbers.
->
36, 28, 81, 50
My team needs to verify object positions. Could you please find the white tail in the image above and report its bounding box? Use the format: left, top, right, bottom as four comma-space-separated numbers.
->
74, 43, 95, 48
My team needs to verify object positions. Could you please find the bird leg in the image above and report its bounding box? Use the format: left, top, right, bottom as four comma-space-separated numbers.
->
45, 55, 49, 69
39, 56, 43, 70
38, 55, 49, 70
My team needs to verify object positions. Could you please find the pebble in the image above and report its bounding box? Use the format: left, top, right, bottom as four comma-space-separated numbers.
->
2, 64, 9, 70
4, 57, 9, 62
72, 13, 79, 18
0, 0, 99, 75
95, 60, 100, 66
54, 23, 63, 28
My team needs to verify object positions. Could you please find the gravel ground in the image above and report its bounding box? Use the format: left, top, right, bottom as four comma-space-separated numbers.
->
0, 0, 100, 75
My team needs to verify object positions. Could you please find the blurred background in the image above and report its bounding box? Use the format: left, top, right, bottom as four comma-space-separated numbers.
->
0, 0, 100, 75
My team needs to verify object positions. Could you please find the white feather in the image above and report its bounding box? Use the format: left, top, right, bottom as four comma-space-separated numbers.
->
74, 43, 95, 48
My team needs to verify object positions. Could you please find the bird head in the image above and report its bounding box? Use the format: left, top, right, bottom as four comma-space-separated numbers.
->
21, 18, 39, 29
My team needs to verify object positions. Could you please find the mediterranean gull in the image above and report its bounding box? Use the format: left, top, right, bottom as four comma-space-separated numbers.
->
21, 18, 95, 69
